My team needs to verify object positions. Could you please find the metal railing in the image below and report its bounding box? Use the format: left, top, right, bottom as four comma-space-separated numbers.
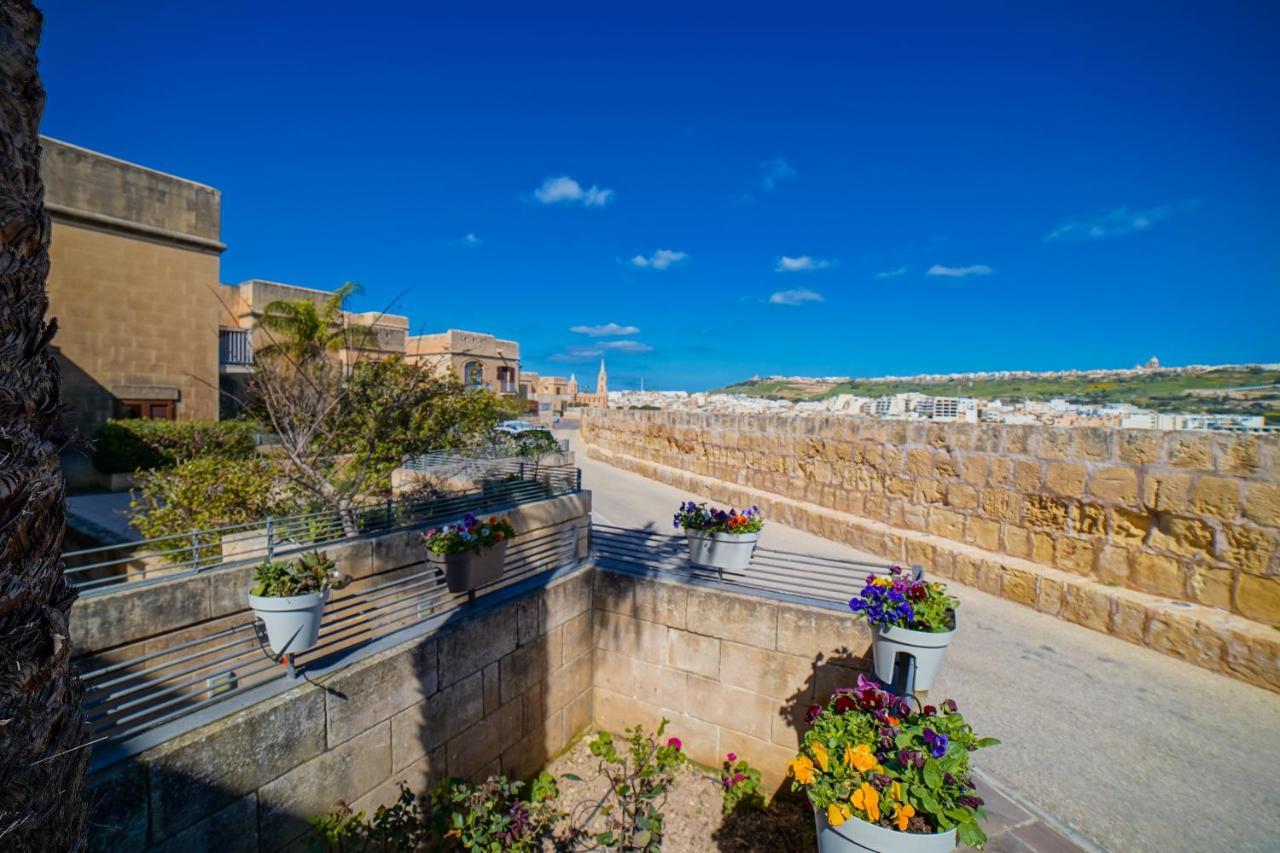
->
590, 523, 904, 605
218, 327, 253, 366
82, 523, 583, 746
403, 440, 569, 472
64, 462, 581, 595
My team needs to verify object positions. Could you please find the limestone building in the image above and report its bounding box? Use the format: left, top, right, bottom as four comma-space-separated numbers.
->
404, 329, 520, 396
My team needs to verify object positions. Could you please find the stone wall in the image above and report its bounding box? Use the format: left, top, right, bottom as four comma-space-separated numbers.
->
592, 568, 870, 791
582, 410, 1280, 693
87, 567, 595, 852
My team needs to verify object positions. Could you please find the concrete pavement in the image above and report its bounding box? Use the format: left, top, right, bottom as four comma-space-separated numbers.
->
566, 431, 1280, 853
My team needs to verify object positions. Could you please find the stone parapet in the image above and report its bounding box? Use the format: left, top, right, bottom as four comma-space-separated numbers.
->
582, 439, 1280, 694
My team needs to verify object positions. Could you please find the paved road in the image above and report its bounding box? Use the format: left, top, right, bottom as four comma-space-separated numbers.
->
566, 432, 1280, 853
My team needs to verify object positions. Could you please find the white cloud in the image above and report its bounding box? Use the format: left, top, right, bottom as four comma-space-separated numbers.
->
1045, 201, 1195, 242
926, 264, 994, 278
549, 340, 653, 361
775, 255, 833, 273
533, 175, 615, 207
463, 232, 482, 247
769, 288, 825, 305
629, 249, 688, 270
758, 157, 797, 191
569, 323, 640, 337
875, 266, 907, 279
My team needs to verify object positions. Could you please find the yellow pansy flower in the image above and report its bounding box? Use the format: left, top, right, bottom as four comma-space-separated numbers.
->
845, 743, 879, 773
827, 803, 851, 827
893, 802, 916, 831
811, 741, 830, 772
889, 781, 904, 802
851, 782, 880, 822
787, 755, 816, 785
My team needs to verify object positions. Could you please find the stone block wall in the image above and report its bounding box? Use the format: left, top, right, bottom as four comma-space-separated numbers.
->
582, 411, 1280, 623
87, 568, 595, 852
592, 568, 871, 790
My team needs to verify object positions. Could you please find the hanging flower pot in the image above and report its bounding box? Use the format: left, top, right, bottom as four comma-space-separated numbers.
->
849, 566, 959, 693
788, 676, 998, 852
673, 501, 764, 572
247, 551, 345, 655
423, 514, 516, 593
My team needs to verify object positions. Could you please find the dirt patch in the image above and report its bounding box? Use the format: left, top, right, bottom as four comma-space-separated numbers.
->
544, 733, 815, 852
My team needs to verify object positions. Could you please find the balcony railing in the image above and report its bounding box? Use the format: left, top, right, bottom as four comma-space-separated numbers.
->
219, 328, 253, 366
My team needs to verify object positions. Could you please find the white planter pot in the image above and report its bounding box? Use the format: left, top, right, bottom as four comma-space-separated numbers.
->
249, 588, 330, 655
870, 621, 956, 693
685, 530, 760, 571
814, 807, 956, 853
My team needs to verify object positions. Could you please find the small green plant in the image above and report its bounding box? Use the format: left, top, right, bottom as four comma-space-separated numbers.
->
307, 773, 562, 852
586, 721, 687, 851
250, 551, 346, 597
718, 751, 764, 815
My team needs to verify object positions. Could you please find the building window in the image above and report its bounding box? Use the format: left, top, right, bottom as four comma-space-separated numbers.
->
463, 360, 484, 388
120, 399, 176, 420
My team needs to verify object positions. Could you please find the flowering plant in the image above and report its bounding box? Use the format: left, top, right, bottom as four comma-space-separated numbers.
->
422, 513, 515, 555
672, 501, 764, 535
584, 721, 687, 851
788, 675, 998, 849
849, 566, 958, 632
718, 752, 764, 815
250, 550, 346, 597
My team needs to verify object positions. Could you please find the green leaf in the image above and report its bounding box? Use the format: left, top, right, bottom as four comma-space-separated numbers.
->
973, 737, 1002, 749
923, 759, 943, 790
561, 773, 582, 782
957, 820, 987, 849
634, 830, 652, 847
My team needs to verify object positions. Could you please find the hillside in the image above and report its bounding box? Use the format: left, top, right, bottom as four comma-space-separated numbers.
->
713, 367, 1280, 418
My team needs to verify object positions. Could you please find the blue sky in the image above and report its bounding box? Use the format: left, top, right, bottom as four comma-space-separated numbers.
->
38, 1, 1280, 390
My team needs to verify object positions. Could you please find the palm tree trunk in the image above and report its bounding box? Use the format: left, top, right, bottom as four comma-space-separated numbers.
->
0, 2, 91, 850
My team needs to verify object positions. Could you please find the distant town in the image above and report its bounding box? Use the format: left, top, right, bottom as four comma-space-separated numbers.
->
611, 360, 1280, 432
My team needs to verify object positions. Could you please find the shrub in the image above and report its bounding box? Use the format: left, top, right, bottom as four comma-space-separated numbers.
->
787, 675, 998, 848
672, 501, 764, 535
94, 418, 258, 473
130, 455, 297, 562
507, 429, 560, 458
586, 721, 687, 851
250, 551, 346, 597
849, 566, 959, 632
308, 773, 562, 852
719, 752, 764, 814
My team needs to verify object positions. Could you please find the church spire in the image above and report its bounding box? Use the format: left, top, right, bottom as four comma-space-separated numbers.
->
597, 359, 607, 395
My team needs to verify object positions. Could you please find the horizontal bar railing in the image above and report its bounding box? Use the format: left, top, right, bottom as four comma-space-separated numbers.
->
81, 523, 582, 746
65, 463, 581, 596
589, 523, 907, 605
402, 439, 570, 471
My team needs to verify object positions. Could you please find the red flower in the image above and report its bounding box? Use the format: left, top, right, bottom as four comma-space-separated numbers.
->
667, 737, 682, 751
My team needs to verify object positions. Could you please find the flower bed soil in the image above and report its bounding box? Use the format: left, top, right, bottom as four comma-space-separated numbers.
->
544, 733, 815, 852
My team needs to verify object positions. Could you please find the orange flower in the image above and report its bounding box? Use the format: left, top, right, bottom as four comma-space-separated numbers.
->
886, 716, 900, 726
844, 743, 879, 773
495, 531, 505, 541
787, 755, 816, 785
851, 782, 880, 823
893, 802, 916, 831
810, 741, 830, 772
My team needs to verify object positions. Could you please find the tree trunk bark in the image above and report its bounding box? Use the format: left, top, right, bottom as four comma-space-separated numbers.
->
0, 2, 91, 850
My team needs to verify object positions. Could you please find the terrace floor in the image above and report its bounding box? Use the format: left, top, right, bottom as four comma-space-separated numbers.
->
567, 431, 1280, 853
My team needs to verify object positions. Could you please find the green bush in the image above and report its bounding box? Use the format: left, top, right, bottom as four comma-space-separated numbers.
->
94, 418, 260, 473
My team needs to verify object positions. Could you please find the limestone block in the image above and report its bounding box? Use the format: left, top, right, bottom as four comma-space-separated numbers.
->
369, 529, 423, 576
667, 628, 721, 679
73, 572, 212, 655
1003, 526, 1033, 560
1189, 566, 1234, 610
1033, 429, 1071, 460
1024, 495, 1070, 531
960, 455, 990, 485
502, 708, 565, 780
516, 595, 540, 646
719, 641, 813, 701
258, 722, 391, 851
927, 508, 965, 540
987, 456, 1014, 487
145, 685, 325, 840
1221, 438, 1262, 475
1073, 428, 1113, 462
1221, 524, 1277, 575
1131, 552, 1188, 599
544, 646, 593, 712
562, 610, 593, 664
946, 482, 978, 511
1117, 431, 1163, 465
684, 675, 775, 741
594, 686, 663, 737
594, 609, 666, 664
1089, 467, 1139, 505
1045, 463, 1087, 499
437, 606, 519, 688
205, 563, 257, 622
447, 696, 523, 781
1148, 515, 1215, 558
1000, 566, 1038, 607
775, 602, 870, 662
565, 688, 593, 740
1110, 507, 1151, 544
149, 793, 257, 853
965, 518, 1001, 552
630, 575, 688, 628
1076, 503, 1106, 536
1013, 460, 1042, 492
685, 587, 778, 648
1035, 575, 1065, 616
483, 661, 501, 715
500, 629, 560, 704
981, 488, 1021, 522
1060, 582, 1111, 632
390, 670, 483, 771
349, 748, 446, 815
1238, 574, 1280, 623
1141, 471, 1193, 513
1192, 476, 1242, 520
324, 639, 436, 747
1166, 433, 1215, 471
86, 760, 147, 853
1108, 588, 1151, 644
1243, 482, 1280, 527
1221, 619, 1280, 692
539, 570, 592, 632
1096, 544, 1131, 583
1144, 607, 1225, 672
593, 648, 687, 711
